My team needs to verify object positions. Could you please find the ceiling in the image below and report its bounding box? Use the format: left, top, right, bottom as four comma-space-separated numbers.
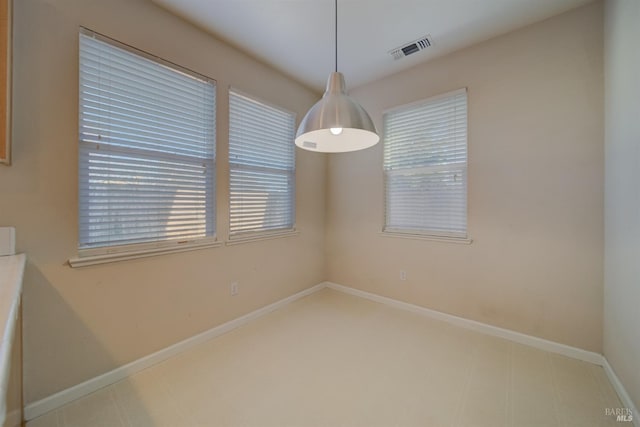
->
151, 0, 593, 92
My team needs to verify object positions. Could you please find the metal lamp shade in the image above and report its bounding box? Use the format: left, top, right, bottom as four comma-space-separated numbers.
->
295, 72, 379, 153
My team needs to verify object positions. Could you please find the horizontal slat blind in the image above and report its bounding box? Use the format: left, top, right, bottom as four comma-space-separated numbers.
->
79, 30, 216, 249
383, 88, 467, 237
229, 90, 295, 237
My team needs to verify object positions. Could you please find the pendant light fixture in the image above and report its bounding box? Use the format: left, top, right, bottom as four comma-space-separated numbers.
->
295, 0, 379, 153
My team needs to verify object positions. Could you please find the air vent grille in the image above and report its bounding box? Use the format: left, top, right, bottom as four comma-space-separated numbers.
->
389, 35, 433, 60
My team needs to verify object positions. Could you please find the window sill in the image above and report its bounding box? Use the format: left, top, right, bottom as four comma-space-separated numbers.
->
225, 230, 299, 246
379, 231, 473, 245
68, 239, 222, 268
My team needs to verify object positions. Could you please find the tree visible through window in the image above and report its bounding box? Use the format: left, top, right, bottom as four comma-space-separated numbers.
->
383, 88, 468, 238
228, 89, 295, 238
78, 29, 216, 251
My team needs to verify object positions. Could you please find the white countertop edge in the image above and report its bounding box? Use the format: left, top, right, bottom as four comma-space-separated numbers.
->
0, 254, 27, 427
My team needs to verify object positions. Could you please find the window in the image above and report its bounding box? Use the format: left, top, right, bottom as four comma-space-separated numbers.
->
78, 29, 216, 253
228, 89, 295, 239
383, 88, 468, 238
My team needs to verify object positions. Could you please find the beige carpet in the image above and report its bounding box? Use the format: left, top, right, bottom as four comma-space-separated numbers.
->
28, 288, 621, 427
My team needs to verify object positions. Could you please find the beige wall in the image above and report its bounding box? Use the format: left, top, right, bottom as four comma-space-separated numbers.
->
604, 0, 640, 411
1, 0, 611, 408
326, 2, 604, 352
1, 0, 325, 404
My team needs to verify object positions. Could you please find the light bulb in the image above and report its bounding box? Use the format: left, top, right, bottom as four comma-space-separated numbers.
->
330, 127, 343, 135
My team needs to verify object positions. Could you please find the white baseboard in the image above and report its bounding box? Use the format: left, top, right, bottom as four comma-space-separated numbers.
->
26, 280, 637, 426
602, 358, 640, 427
23, 282, 326, 421
327, 282, 639, 425
325, 282, 604, 365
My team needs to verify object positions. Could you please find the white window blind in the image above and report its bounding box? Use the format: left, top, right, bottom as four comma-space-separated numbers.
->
228, 89, 295, 238
78, 29, 216, 251
383, 88, 468, 238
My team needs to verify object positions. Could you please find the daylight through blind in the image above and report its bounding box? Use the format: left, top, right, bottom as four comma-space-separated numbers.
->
78, 30, 216, 249
229, 90, 295, 237
383, 88, 467, 237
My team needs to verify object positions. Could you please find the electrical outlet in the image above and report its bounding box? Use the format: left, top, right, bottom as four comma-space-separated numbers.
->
231, 282, 239, 296
400, 270, 407, 281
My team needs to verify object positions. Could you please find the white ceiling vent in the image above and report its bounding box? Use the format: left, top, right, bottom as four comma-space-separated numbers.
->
389, 35, 433, 60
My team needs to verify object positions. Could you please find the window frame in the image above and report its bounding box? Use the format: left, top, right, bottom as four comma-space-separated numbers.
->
382, 88, 469, 242
227, 88, 297, 242
71, 28, 219, 267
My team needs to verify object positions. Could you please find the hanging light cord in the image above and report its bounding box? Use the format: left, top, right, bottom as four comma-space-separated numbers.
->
335, 0, 338, 72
